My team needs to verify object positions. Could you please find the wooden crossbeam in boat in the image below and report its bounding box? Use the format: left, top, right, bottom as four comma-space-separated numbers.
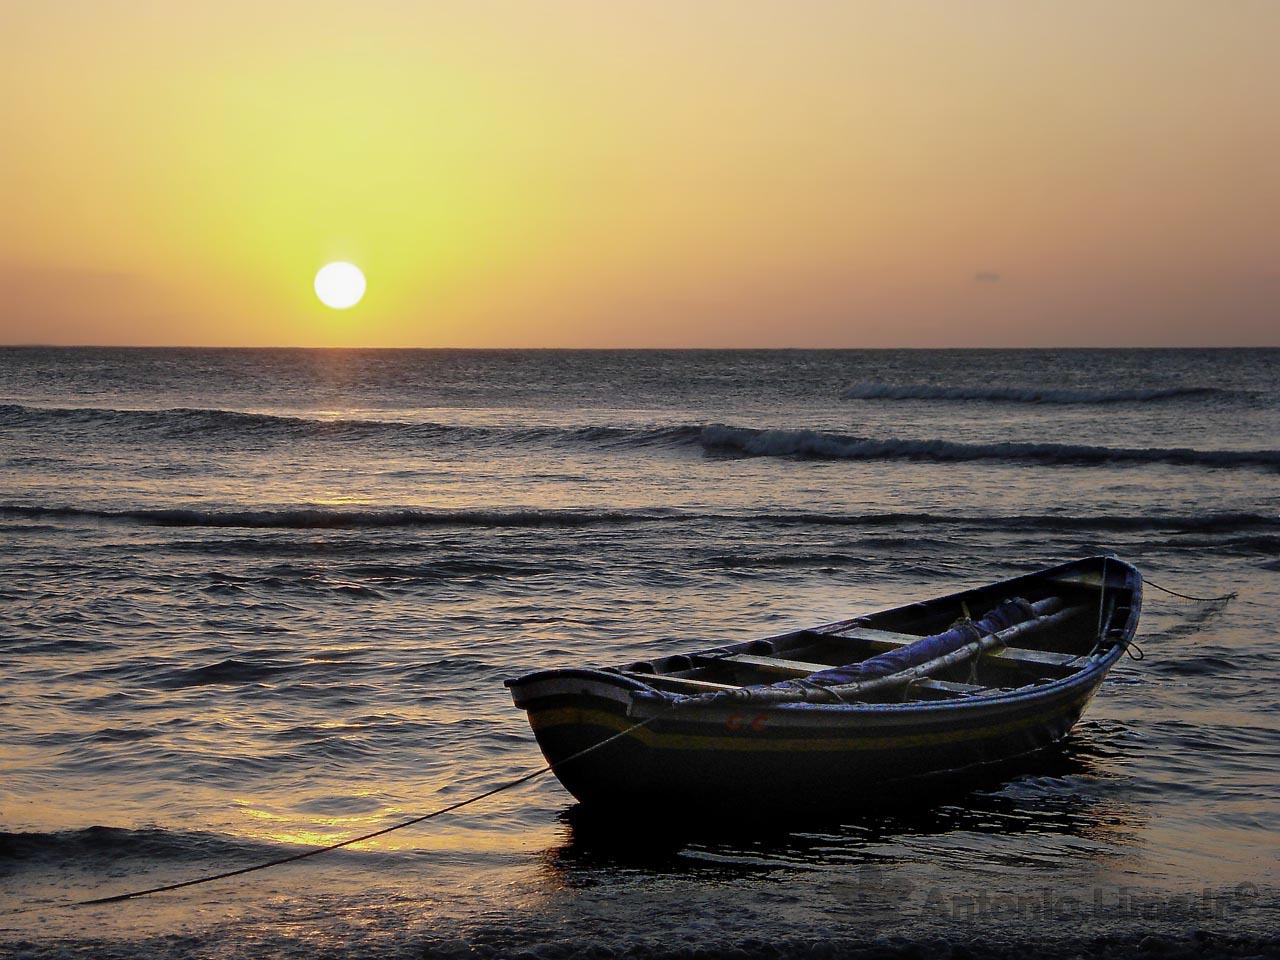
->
824, 626, 1079, 668
918, 678, 987, 695
617, 671, 738, 693
979, 647, 1078, 668
722, 652, 830, 676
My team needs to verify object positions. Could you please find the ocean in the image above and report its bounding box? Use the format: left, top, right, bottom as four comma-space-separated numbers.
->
1, 347, 1277, 959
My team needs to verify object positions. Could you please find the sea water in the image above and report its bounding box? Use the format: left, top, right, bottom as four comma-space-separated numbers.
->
1, 348, 1277, 957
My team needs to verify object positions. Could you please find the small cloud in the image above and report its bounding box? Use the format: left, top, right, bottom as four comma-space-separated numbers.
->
973, 271, 1001, 283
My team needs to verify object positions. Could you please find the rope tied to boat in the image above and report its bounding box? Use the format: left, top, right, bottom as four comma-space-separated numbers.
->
1142, 577, 1238, 604
942, 616, 985, 688
61, 701, 681, 908
1118, 575, 1236, 658
32, 568, 1233, 913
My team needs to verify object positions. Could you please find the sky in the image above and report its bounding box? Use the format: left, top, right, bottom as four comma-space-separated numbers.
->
1, 1, 1277, 348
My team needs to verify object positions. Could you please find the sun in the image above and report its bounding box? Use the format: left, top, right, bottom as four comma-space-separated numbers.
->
314, 262, 366, 309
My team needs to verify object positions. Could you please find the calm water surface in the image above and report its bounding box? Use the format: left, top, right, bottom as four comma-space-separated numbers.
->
1, 348, 1277, 957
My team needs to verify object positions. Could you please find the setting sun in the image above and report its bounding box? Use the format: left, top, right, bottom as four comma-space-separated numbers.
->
1, 2, 1277, 954
314, 262, 366, 310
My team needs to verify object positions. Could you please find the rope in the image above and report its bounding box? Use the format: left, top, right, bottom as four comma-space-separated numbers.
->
1142, 577, 1238, 604
17, 572, 1236, 912
67, 707, 670, 908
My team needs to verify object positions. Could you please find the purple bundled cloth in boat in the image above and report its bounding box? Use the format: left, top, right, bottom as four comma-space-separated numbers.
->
799, 598, 1035, 687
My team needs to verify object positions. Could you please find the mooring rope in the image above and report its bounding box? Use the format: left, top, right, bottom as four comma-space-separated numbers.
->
1142, 577, 1238, 604
6, 572, 1236, 915
66, 707, 672, 908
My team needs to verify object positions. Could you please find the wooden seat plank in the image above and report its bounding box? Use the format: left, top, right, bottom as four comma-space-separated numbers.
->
719, 653, 828, 676
915, 678, 986, 695
981, 647, 1078, 668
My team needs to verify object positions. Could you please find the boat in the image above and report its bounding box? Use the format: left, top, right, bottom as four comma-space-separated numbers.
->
505, 556, 1142, 813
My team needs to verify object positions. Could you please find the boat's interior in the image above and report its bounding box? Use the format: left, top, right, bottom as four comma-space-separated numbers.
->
609, 561, 1140, 704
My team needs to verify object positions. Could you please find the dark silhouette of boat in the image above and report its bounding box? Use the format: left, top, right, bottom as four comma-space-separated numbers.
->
507, 556, 1141, 813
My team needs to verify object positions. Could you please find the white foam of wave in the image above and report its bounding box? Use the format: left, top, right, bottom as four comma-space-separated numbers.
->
701, 424, 1280, 469
841, 383, 1221, 404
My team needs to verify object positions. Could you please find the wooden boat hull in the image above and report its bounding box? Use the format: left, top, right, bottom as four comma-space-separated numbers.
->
507, 557, 1141, 813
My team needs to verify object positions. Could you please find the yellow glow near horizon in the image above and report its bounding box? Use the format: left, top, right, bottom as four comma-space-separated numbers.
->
1, 1, 1277, 347
314, 262, 366, 310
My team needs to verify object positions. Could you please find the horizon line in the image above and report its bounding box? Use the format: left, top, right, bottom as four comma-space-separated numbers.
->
3, 343, 1278, 352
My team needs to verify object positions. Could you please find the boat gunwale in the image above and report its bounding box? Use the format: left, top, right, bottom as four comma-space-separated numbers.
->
509, 651, 1120, 719
506, 556, 1142, 717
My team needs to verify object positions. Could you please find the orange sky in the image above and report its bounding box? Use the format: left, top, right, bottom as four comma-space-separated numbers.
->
2, 1, 1276, 347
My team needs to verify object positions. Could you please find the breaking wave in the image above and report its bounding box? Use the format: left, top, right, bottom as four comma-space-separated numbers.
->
0, 504, 677, 529
0, 404, 701, 449
3, 503, 1276, 533
5, 405, 1273, 472
701, 425, 1280, 470
841, 383, 1224, 404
